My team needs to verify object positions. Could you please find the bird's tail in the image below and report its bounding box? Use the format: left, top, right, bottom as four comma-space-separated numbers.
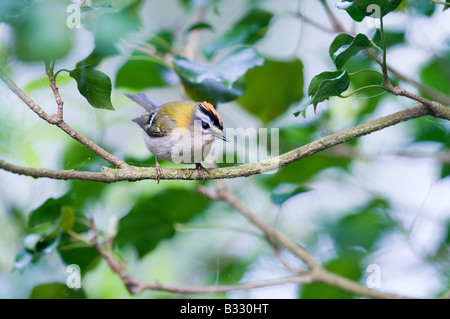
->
124, 93, 159, 111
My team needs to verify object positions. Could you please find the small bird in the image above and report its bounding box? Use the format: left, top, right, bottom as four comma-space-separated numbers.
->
125, 93, 229, 183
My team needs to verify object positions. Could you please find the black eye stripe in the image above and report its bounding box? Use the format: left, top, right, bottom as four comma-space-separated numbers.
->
199, 103, 223, 130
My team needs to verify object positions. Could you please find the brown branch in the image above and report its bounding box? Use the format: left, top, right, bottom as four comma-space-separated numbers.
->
89, 217, 138, 293
88, 216, 314, 295
296, 6, 450, 106
210, 180, 320, 269
198, 180, 411, 299
327, 144, 450, 164
1, 102, 445, 182
0, 68, 128, 169
295, 12, 337, 34
89, 197, 409, 298
45, 61, 64, 122
318, 0, 346, 33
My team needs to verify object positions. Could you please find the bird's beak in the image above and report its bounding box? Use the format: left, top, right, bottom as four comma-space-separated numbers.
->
217, 134, 230, 142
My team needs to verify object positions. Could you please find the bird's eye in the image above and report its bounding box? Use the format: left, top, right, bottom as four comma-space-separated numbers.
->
202, 121, 210, 130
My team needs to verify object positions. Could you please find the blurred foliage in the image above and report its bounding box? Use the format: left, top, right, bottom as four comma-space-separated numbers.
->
238, 58, 304, 123
30, 282, 86, 299
0, 0, 449, 300
116, 189, 211, 257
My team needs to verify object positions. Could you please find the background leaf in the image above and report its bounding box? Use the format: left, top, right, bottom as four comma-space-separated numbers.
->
116, 189, 211, 258
69, 66, 114, 110
299, 258, 362, 298
202, 8, 273, 59
11, 0, 73, 61
30, 283, 86, 299
238, 58, 304, 123
173, 46, 264, 105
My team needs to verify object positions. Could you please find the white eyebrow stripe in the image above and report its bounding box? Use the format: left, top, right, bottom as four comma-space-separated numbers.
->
148, 112, 157, 128
194, 109, 215, 125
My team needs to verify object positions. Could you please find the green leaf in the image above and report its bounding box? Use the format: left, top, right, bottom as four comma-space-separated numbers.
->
413, 117, 450, 147
445, 0, 450, 11
29, 198, 66, 229
207, 257, 252, 286
336, 1, 367, 21
69, 66, 114, 110
76, 47, 112, 69
270, 184, 311, 205
295, 71, 350, 117
406, 0, 436, 16
148, 29, 175, 55
411, 117, 450, 179
11, 0, 73, 61
299, 258, 362, 298
0, 0, 31, 23
58, 206, 76, 232
58, 245, 101, 275
262, 151, 351, 186
203, 8, 273, 59
63, 140, 110, 172
173, 46, 264, 105
28, 192, 92, 234
419, 51, 450, 98
372, 29, 406, 48
92, 4, 141, 56
116, 189, 210, 258
30, 283, 86, 299
14, 229, 62, 270
329, 198, 392, 255
179, 0, 219, 11
24, 234, 42, 251
238, 58, 304, 123
329, 33, 370, 69
116, 59, 174, 90
180, 78, 243, 105
336, 0, 403, 20
184, 21, 214, 34
14, 249, 34, 270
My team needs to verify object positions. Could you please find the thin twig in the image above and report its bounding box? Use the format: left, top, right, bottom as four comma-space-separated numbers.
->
89, 216, 315, 295
296, 5, 450, 106
318, 0, 346, 33
1, 102, 446, 182
198, 180, 411, 299
294, 12, 337, 34
45, 61, 64, 122
89, 217, 139, 294
0, 68, 128, 169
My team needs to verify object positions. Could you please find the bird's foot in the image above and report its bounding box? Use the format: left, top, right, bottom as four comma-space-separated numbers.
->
195, 163, 210, 182
155, 161, 163, 184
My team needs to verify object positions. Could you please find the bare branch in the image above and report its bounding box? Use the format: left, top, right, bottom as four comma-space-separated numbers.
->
0, 68, 128, 169
318, 0, 346, 33
89, 216, 315, 295
45, 61, 64, 122
199, 180, 412, 299
296, 7, 450, 106
1, 103, 443, 182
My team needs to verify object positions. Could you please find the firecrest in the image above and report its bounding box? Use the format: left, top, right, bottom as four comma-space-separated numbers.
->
125, 93, 229, 183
